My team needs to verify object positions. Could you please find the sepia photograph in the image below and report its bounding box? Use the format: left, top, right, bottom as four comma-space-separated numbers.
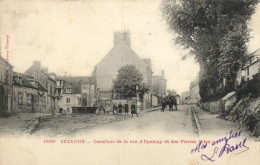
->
0, 0, 260, 164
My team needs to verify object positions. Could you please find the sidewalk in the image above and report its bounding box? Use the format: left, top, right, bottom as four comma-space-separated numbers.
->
141, 107, 161, 113
0, 112, 51, 136
191, 105, 260, 141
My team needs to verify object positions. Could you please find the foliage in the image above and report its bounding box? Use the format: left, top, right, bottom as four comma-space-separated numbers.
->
137, 82, 150, 102
113, 65, 149, 99
162, 0, 258, 101
236, 72, 260, 100
167, 89, 177, 96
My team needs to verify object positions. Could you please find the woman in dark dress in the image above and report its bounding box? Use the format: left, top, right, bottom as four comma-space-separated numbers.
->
131, 102, 138, 117
124, 103, 129, 115
113, 103, 118, 115
118, 102, 123, 114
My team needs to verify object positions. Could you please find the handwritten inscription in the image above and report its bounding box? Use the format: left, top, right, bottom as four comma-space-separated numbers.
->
190, 130, 249, 162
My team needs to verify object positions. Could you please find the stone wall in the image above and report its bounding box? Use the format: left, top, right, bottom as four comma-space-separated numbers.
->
199, 101, 224, 114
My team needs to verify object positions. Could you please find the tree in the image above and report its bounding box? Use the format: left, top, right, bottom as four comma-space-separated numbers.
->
167, 89, 177, 96
113, 65, 149, 99
137, 82, 150, 102
162, 0, 258, 101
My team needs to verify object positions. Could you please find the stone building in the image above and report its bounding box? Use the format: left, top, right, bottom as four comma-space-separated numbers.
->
181, 91, 190, 105
189, 79, 200, 104
12, 72, 48, 113
241, 49, 260, 82
55, 76, 95, 112
0, 56, 13, 115
152, 70, 167, 97
25, 61, 56, 110
93, 31, 153, 103
142, 58, 153, 91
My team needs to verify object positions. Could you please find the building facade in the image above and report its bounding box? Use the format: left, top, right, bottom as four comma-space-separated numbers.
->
0, 56, 13, 115
55, 76, 95, 112
241, 49, 260, 82
93, 31, 152, 92
93, 31, 154, 107
25, 61, 56, 110
181, 91, 190, 105
12, 72, 48, 113
152, 70, 167, 97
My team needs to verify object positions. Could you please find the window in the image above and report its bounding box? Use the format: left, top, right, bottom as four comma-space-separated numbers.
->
78, 98, 81, 105
50, 84, 53, 95
41, 96, 46, 106
9, 73, 12, 85
35, 95, 39, 106
247, 67, 249, 76
27, 94, 31, 104
66, 88, 71, 93
18, 93, 23, 104
66, 98, 70, 103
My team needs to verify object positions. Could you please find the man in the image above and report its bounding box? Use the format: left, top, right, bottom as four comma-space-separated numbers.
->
131, 102, 138, 117
118, 102, 123, 114
124, 103, 129, 115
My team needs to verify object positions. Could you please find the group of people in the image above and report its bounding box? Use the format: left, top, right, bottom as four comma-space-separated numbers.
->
98, 102, 139, 117
161, 95, 177, 112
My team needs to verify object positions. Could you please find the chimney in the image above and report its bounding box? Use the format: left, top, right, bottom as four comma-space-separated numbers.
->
33, 61, 41, 71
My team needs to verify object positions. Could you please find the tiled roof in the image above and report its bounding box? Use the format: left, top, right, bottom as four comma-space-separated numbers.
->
0, 55, 14, 67
41, 70, 56, 82
247, 48, 260, 59
56, 76, 93, 94
13, 72, 48, 91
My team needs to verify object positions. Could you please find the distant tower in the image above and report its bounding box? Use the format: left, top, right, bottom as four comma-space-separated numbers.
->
113, 31, 131, 47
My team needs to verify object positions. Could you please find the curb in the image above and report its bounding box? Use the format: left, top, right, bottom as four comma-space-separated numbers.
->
191, 106, 202, 136
142, 107, 161, 113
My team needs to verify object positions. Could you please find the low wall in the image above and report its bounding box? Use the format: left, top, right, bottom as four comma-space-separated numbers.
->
199, 101, 224, 114
72, 107, 97, 114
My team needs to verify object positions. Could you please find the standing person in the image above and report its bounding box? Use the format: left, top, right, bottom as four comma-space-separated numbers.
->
118, 102, 123, 114
161, 98, 166, 112
113, 103, 118, 115
105, 102, 110, 114
99, 105, 104, 114
131, 102, 138, 117
124, 103, 129, 115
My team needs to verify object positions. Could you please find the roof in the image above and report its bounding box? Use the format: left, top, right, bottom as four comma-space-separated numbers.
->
0, 55, 14, 67
13, 72, 48, 91
244, 59, 260, 68
56, 76, 93, 94
41, 70, 56, 82
247, 48, 260, 59
56, 76, 93, 83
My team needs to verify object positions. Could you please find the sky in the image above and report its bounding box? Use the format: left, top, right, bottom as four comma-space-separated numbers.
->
0, 0, 259, 94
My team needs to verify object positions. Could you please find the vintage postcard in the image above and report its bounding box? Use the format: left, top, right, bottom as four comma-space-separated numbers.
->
0, 0, 260, 164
